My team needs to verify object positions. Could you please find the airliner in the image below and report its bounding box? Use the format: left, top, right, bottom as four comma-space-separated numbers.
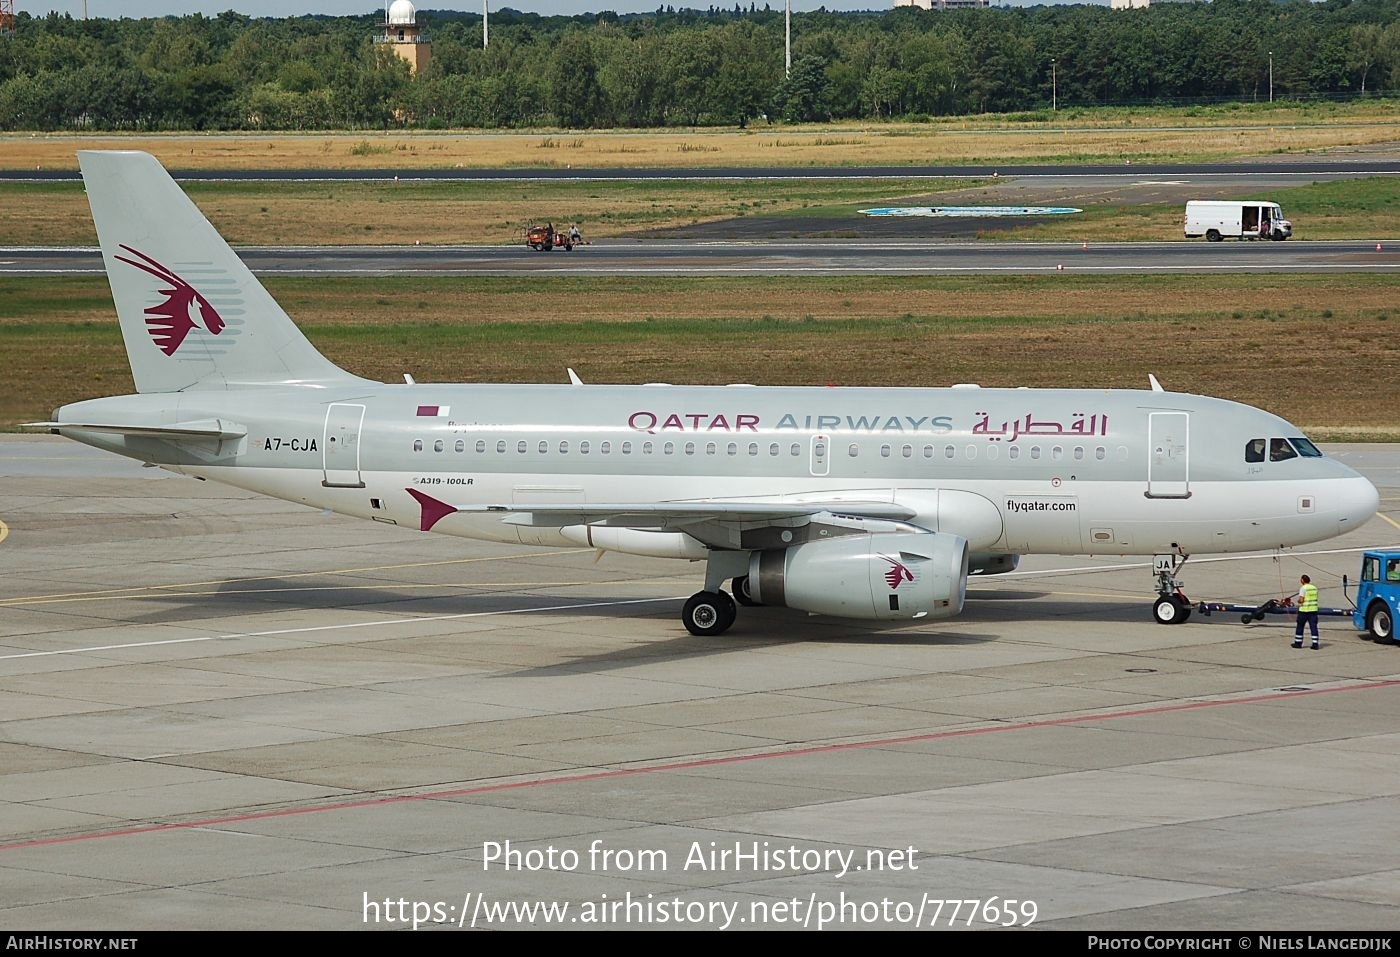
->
27, 151, 1380, 637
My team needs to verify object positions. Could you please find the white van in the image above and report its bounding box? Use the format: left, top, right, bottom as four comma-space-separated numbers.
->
1184, 200, 1291, 242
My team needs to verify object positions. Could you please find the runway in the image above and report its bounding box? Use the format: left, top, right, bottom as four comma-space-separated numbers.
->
5, 239, 1399, 277
3, 434, 1400, 930
5, 154, 1396, 276
4, 159, 1398, 182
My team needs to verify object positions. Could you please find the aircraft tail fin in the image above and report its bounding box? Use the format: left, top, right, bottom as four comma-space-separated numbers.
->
78, 150, 367, 394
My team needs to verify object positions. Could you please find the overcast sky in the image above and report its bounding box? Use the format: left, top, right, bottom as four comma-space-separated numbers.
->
25, 1, 1081, 20
31, 2, 900, 15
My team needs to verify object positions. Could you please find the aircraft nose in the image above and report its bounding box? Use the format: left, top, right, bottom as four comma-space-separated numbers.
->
1338, 475, 1380, 532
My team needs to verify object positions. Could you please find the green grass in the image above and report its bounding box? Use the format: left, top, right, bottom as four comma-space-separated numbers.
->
0, 177, 987, 246
987, 176, 1400, 241
1, 174, 1394, 246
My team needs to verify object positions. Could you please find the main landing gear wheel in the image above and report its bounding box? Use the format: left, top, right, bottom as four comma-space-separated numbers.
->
1153, 595, 1191, 625
731, 575, 758, 607
682, 590, 737, 637
1367, 604, 1394, 642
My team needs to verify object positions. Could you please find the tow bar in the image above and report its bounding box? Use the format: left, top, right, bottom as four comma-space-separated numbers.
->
1198, 575, 1355, 624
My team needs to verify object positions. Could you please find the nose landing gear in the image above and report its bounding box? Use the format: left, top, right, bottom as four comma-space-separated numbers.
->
1152, 551, 1192, 625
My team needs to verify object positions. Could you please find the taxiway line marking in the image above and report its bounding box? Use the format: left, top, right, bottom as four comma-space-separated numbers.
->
0, 549, 594, 607
3, 677, 1397, 852
0, 595, 685, 660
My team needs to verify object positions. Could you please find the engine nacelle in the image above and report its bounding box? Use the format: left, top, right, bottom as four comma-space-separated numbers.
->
748, 531, 968, 622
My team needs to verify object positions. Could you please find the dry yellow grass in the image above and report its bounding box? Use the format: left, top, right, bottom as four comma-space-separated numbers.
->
4, 105, 1399, 172
7, 275, 1398, 438
0, 179, 950, 246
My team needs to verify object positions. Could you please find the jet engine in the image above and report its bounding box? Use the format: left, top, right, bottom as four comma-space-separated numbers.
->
747, 531, 968, 622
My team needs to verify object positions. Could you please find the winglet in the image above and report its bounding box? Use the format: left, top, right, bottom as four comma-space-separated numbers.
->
567, 368, 584, 386
1148, 374, 1164, 392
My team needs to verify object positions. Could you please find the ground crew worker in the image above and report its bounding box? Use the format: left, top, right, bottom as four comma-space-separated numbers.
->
1293, 574, 1320, 649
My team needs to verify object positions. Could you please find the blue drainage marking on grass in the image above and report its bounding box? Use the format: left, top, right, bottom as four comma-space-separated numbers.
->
859, 206, 1083, 217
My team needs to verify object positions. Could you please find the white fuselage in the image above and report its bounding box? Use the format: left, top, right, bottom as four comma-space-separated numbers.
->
57, 383, 1379, 561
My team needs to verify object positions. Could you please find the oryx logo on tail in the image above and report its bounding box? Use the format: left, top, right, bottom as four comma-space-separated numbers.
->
115, 244, 225, 356
883, 557, 914, 590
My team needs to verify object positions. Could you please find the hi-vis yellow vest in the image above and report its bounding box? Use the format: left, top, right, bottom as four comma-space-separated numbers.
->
1300, 583, 1319, 613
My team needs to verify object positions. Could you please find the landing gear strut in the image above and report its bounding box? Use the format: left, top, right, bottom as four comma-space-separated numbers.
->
1152, 551, 1192, 625
682, 553, 750, 636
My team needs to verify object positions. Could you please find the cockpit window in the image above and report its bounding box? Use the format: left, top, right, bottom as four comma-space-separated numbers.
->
1245, 438, 1265, 463
1290, 438, 1323, 458
1269, 438, 1297, 462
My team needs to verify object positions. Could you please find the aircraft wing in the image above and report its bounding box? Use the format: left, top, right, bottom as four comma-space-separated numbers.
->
407, 489, 923, 548
464, 500, 919, 528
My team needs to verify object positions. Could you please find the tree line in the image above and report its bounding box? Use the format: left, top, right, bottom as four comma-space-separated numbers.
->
0, 0, 1396, 131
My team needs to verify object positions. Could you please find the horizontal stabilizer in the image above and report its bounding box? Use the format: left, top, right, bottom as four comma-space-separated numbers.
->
22, 418, 247, 440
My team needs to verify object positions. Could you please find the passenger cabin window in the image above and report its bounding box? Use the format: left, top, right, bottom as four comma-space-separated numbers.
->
413, 439, 423, 452
1269, 438, 1298, 462
1246, 438, 1266, 463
